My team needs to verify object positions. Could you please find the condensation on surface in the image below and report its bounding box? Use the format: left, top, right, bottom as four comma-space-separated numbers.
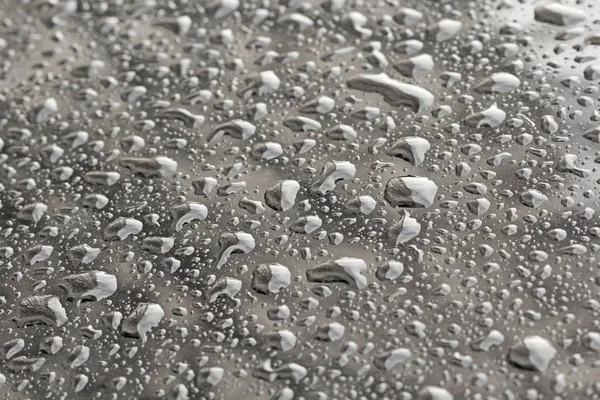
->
0, 0, 600, 399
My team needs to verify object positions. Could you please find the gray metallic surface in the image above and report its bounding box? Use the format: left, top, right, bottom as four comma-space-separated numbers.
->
0, 0, 599, 399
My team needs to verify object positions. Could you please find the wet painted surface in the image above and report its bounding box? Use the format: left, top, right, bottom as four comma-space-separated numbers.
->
0, 0, 600, 399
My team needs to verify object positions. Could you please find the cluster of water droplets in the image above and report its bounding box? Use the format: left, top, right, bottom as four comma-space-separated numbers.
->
0, 0, 600, 399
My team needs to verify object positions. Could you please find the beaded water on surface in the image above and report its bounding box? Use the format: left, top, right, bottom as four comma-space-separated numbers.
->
0, 1, 600, 399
